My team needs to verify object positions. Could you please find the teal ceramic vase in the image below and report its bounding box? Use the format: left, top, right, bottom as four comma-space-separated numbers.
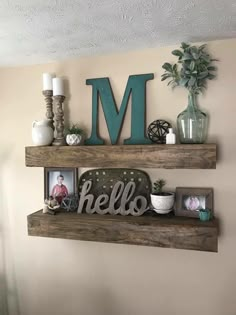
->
177, 92, 208, 144
199, 209, 211, 221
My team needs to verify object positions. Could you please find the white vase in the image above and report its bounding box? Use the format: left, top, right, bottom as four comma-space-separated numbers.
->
66, 134, 82, 146
32, 119, 54, 146
150, 193, 175, 211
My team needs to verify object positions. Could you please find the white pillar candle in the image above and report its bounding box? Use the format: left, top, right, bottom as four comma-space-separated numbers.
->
43, 73, 53, 90
53, 78, 64, 96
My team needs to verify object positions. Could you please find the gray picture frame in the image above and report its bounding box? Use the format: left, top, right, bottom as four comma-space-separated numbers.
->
44, 167, 78, 200
175, 187, 213, 218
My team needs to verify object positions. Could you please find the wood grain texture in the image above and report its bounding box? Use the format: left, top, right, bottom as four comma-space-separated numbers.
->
25, 144, 216, 169
42, 90, 54, 130
27, 210, 218, 252
52, 95, 66, 146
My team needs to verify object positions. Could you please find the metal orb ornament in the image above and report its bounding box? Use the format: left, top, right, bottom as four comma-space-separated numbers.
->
61, 194, 79, 212
147, 120, 172, 144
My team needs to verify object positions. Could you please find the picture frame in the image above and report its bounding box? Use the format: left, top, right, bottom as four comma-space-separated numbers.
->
44, 167, 78, 204
175, 187, 213, 218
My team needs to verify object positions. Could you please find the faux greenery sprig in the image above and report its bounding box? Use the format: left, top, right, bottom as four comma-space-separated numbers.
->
161, 42, 217, 94
153, 179, 166, 194
65, 124, 84, 135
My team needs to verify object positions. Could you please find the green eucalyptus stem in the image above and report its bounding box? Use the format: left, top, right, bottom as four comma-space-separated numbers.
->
161, 42, 217, 94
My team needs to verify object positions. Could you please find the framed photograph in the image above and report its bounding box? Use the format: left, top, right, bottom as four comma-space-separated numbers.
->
175, 187, 213, 218
44, 168, 78, 204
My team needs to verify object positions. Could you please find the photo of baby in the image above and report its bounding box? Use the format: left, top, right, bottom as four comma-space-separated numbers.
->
183, 195, 206, 211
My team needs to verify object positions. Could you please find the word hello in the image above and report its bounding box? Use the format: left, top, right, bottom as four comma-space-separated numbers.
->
77, 180, 148, 216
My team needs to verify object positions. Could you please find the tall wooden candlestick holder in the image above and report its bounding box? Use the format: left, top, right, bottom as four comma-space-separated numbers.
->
42, 90, 54, 130
52, 95, 66, 146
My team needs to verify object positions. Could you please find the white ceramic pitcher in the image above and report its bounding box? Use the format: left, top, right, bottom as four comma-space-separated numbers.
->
32, 119, 54, 146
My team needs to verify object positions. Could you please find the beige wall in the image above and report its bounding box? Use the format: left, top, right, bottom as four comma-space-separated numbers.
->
0, 38, 236, 315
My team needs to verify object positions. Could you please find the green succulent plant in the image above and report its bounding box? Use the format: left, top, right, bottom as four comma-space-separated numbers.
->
65, 124, 84, 136
161, 42, 217, 94
153, 179, 166, 194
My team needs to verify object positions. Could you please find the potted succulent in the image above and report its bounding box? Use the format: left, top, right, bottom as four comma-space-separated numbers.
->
150, 179, 175, 214
161, 42, 217, 144
199, 208, 211, 221
65, 124, 84, 146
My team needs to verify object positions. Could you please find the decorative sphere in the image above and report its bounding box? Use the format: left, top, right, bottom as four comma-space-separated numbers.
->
61, 194, 79, 212
147, 120, 172, 144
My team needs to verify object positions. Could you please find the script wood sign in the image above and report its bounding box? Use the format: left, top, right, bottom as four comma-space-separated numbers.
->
77, 168, 151, 216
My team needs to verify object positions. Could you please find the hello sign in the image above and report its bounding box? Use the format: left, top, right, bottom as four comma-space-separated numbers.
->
85, 73, 154, 145
78, 180, 148, 216
78, 169, 151, 216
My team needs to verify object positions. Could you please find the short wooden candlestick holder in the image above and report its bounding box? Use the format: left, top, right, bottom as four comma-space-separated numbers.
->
52, 95, 66, 146
42, 90, 54, 130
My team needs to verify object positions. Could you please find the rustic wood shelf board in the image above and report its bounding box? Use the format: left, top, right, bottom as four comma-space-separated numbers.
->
27, 210, 218, 252
25, 144, 216, 169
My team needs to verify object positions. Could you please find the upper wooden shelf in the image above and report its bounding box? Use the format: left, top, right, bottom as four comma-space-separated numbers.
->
25, 144, 216, 169
28, 210, 218, 252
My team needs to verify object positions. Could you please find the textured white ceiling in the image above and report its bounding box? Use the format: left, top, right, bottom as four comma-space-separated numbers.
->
0, 0, 236, 66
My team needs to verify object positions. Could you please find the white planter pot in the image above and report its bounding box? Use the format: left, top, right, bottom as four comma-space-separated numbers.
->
66, 134, 82, 146
150, 193, 175, 211
32, 119, 54, 146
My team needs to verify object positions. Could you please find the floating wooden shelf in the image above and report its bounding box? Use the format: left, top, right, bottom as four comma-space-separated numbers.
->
26, 143, 218, 251
25, 144, 216, 169
27, 210, 218, 252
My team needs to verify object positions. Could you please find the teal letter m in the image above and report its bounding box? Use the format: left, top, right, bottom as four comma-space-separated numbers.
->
85, 73, 154, 145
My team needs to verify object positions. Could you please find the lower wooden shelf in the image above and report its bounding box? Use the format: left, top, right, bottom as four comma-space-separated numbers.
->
27, 210, 218, 252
